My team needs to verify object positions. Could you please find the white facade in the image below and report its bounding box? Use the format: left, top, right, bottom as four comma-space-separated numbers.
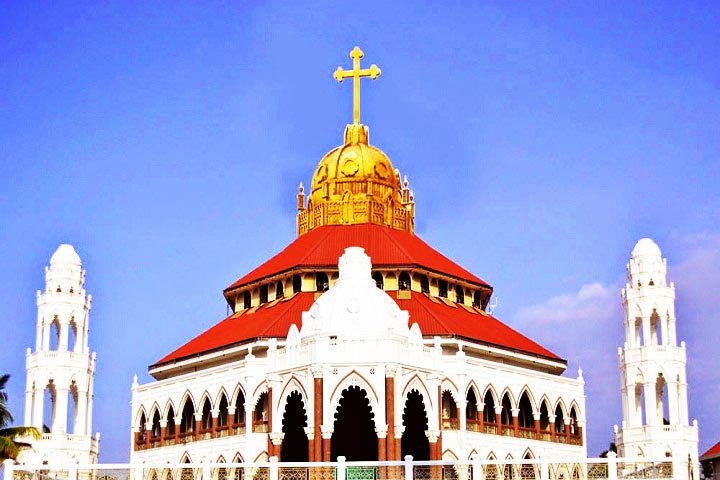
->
615, 238, 698, 472
132, 248, 586, 464
18, 244, 100, 464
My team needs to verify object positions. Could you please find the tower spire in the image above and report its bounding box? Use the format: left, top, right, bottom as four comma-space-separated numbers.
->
333, 46, 381, 125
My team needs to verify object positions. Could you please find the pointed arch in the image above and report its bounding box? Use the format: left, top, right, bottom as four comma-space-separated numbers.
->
401, 374, 434, 418
215, 387, 230, 408
163, 399, 177, 420
465, 381, 480, 399
441, 378, 459, 402
518, 390, 535, 429
251, 381, 268, 407
329, 371, 380, 427
230, 384, 247, 408
482, 384, 499, 406
442, 449, 458, 461
468, 449, 479, 461
554, 398, 568, 419
253, 452, 268, 462
197, 390, 213, 411
277, 376, 309, 417
518, 386, 537, 411
135, 406, 148, 428
500, 387, 516, 409
232, 453, 244, 463
179, 391, 196, 414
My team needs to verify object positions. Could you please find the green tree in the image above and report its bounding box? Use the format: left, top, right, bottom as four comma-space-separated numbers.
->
1, 374, 40, 461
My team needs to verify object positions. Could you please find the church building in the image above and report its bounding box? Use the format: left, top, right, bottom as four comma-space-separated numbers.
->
130, 47, 587, 465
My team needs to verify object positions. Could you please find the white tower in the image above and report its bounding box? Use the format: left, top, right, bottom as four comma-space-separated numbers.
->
615, 238, 698, 470
20, 244, 100, 464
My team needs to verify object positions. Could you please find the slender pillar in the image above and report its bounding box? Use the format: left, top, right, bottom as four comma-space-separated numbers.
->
512, 409, 519, 436
159, 421, 167, 447
494, 406, 502, 434
321, 427, 332, 461
174, 415, 181, 443
144, 423, 151, 449
643, 381, 657, 426
533, 413, 541, 440
194, 413, 202, 441
267, 387, 273, 454
314, 374, 323, 462
549, 415, 556, 441
385, 371, 396, 460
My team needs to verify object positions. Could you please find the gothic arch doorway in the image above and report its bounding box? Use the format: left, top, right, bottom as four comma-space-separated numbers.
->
331, 386, 377, 460
401, 390, 429, 460
280, 392, 308, 461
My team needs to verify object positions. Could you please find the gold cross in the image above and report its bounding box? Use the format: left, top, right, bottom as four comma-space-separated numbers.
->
333, 46, 381, 125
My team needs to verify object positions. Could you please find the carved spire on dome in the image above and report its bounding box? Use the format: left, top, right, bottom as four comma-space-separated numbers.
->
296, 47, 415, 237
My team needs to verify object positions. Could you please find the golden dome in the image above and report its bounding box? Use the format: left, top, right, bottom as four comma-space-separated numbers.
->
297, 124, 414, 236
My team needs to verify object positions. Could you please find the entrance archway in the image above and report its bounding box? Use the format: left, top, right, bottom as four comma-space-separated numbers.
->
331, 386, 377, 460
280, 392, 308, 461
401, 390, 429, 460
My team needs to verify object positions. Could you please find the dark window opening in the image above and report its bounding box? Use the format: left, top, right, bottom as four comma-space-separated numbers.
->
483, 392, 496, 423
218, 395, 229, 427
420, 275, 430, 294
438, 280, 448, 298
166, 407, 176, 436
243, 291, 251, 309
201, 399, 212, 431
518, 393, 534, 428
233, 391, 245, 426
455, 285, 464, 304
399, 272, 411, 290
180, 401, 195, 434
260, 285, 268, 304
472, 291, 482, 308
280, 392, 308, 461
401, 390, 430, 461
316, 272, 329, 292
331, 386, 377, 461
372, 272, 384, 290
292, 274, 302, 293
151, 411, 161, 439
276, 281, 284, 299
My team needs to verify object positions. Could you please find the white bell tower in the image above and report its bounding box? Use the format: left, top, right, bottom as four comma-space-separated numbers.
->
20, 244, 100, 464
615, 238, 698, 470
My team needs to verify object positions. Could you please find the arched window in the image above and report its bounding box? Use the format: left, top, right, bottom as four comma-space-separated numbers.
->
372, 272, 384, 290
455, 285, 464, 304
539, 402, 550, 440
420, 275, 429, 294
151, 410, 161, 441
292, 274, 302, 293
483, 391, 496, 433
243, 291, 251, 309
518, 393, 534, 431
472, 291, 482, 308
569, 406, 580, 441
179, 399, 195, 436
399, 272, 411, 290
201, 398, 213, 434
554, 405, 565, 434
166, 406, 176, 439
259, 284, 269, 304
500, 393, 513, 434
441, 392, 458, 430
137, 412, 147, 448
316, 273, 329, 292
253, 393, 269, 432
49, 316, 60, 351
276, 281, 284, 299
233, 390, 246, 434
438, 280, 448, 298
217, 395, 229, 433
466, 389, 480, 431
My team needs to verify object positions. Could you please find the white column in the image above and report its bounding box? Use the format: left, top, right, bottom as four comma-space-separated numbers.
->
667, 381, 679, 425
59, 320, 69, 351
76, 390, 88, 435
643, 382, 657, 426
678, 383, 689, 425
245, 401, 253, 438
32, 388, 44, 429
641, 316, 651, 347
625, 384, 636, 426
458, 399, 467, 432
53, 387, 68, 433
620, 386, 628, 425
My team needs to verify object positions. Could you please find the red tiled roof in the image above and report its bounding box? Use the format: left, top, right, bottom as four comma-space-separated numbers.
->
224, 224, 489, 292
154, 291, 560, 367
702, 440, 720, 460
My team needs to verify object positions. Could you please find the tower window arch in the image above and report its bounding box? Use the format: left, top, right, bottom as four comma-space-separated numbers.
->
399, 272, 411, 290
315, 273, 329, 292
372, 272, 384, 290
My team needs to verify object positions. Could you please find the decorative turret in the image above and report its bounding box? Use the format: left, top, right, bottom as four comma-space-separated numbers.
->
615, 238, 698, 474
20, 244, 99, 464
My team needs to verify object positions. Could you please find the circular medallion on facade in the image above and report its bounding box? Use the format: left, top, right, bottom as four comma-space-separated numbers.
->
341, 159, 359, 176
374, 161, 389, 179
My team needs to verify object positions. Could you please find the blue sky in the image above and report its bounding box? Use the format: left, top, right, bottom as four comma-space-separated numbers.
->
1, 1, 719, 462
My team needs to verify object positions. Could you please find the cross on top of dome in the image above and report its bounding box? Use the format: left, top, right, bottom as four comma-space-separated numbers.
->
333, 46, 381, 126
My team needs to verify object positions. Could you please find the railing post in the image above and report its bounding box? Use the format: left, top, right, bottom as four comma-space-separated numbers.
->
404, 456, 414, 480
269, 456, 279, 480
68, 464, 77, 480
472, 457, 483, 480
3, 459, 15, 480
203, 458, 212, 480
607, 452, 617, 480
134, 462, 145, 480
336, 456, 346, 480
540, 457, 548, 480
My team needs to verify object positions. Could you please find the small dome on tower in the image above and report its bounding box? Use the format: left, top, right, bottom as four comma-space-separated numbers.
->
50, 244, 81, 266
631, 238, 662, 258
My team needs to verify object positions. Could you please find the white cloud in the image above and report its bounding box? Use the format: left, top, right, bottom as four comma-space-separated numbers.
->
515, 282, 617, 326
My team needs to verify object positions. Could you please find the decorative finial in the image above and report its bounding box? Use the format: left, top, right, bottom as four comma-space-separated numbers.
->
333, 46, 381, 125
